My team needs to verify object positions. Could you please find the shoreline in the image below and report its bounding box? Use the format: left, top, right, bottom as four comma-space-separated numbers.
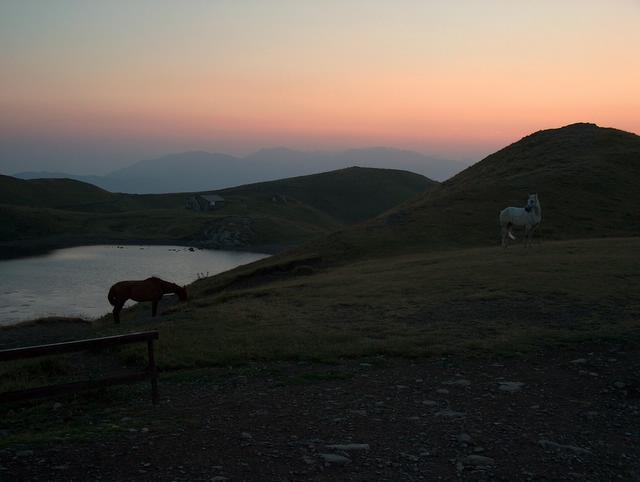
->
0, 237, 290, 261
0, 241, 282, 332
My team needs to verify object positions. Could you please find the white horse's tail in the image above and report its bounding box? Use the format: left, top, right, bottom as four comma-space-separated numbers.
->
508, 231, 516, 240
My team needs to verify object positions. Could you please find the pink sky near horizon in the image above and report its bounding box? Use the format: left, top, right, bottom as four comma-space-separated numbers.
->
1, 1, 639, 173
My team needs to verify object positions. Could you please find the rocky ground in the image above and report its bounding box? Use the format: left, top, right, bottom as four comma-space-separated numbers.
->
1, 345, 639, 481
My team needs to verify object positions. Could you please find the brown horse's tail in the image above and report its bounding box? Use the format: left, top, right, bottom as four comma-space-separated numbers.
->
108, 286, 118, 306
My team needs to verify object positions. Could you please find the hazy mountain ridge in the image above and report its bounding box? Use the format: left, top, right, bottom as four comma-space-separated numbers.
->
13, 147, 462, 194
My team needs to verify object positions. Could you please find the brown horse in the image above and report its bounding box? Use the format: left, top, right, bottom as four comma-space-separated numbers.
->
108, 276, 188, 323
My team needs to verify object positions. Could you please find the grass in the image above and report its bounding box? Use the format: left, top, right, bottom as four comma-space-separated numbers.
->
3, 237, 638, 398
1, 237, 638, 448
9, 236, 625, 375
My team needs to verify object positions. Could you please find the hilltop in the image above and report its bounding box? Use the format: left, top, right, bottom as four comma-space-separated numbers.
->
299, 123, 640, 261
0, 175, 114, 209
0, 166, 435, 258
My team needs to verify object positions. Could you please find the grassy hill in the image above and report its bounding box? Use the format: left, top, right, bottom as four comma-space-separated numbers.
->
9, 237, 631, 370
298, 123, 640, 261
219, 166, 433, 224
81, 123, 639, 368
0, 175, 115, 209
0, 167, 435, 258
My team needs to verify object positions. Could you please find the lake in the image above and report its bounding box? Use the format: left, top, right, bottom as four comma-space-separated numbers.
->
0, 245, 268, 326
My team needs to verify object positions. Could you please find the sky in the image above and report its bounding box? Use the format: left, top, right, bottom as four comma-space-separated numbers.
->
1, 0, 639, 175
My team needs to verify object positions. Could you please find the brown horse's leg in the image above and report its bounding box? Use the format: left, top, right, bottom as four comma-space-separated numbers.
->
151, 299, 159, 317
113, 302, 123, 323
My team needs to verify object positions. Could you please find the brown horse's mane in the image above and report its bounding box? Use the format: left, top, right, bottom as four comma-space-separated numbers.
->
147, 276, 179, 291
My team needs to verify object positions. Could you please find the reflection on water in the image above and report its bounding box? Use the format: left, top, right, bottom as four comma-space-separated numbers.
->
0, 245, 268, 326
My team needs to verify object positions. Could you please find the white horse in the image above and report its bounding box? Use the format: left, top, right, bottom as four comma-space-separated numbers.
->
499, 194, 542, 248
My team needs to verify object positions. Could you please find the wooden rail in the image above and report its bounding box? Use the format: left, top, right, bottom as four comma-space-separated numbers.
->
0, 331, 159, 405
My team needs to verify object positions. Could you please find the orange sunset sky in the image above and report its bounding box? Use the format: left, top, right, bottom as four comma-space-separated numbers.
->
1, 0, 639, 174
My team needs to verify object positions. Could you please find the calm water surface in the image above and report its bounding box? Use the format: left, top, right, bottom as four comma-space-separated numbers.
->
0, 245, 268, 326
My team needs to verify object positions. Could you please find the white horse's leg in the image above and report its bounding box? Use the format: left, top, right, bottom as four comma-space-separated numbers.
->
529, 225, 537, 247
524, 225, 532, 248
501, 226, 508, 248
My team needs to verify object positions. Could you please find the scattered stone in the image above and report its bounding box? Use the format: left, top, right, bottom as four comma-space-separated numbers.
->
435, 409, 465, 418
52, 402, 63, 410
302, 455, 315, 465
210, 477, 228, 482
349, 409, 367, 416
400, 452, 419, 462
538, 439, 591, 455
443, 379, 471, 387
613, 381, 626, 389
498, 382, 525, 393
241, 432, 253, 440
320, 453, 351, 464
422, 400, 438, 406
570, 358, 588, 364
436, 389, 450, 395
16, 450, 34, 457
456, 433, 472, 444
461, 455, 495, 466
326, 443, 370, 451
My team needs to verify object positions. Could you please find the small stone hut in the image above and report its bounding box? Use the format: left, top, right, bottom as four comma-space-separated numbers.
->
186, 194, 225, 211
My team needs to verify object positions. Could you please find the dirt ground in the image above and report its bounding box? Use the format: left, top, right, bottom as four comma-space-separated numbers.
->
1, 344, 639, 481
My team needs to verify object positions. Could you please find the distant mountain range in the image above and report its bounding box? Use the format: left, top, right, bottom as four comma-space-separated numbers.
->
13, 147, 464, 194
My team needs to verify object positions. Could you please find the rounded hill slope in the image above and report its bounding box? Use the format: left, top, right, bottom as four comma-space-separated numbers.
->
315, 123, 640, 259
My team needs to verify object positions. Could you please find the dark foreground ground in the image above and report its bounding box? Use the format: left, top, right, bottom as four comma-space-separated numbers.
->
1, 345, 639, 481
